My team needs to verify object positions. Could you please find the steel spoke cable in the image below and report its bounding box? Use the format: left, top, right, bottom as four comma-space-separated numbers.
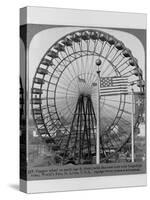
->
100, 43, 115, 72
103, 103, 131, 124
57, 102, 76, 122
56, 98, 76, 108
56, 52, 75, 80
56, 96, 77, 114
63, 47, 80, 81
91, 96, 131, 127
81, 39, 90, 78
59, 58, 75, 82
58, 109, 74, 125
49, 63, 74, 85
103, 106, 130, 135
101, 49, 123, 76
107, 58, 131, 77
84, 39, 97, 82
106, 56, 127, 77
97, 111, 119, 149
86, 40, 100, 85
63, 47, 79, 76
56, 84, 79, 95
103, 101, 131, 115
57, 101, 76, 119
68, 45, 84, 94
101, 97, 136, 106
122, 68, 137, 76
83, 39, 90, 80
78, 40, 85, 75
100, 114, 123, 149
71, 43, 81, 76
87, 40, 104, 82
101, 47, 119, 75
54, 57, 75, 83
64, 78, 80, 94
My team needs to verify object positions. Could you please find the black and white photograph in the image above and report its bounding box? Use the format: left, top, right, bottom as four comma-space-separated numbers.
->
1, 0, 150, 198
19, 6, 147, 193
27, 27, 146, 167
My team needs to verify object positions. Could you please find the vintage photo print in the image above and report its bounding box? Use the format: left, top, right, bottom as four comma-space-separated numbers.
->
20, 8, 146, 190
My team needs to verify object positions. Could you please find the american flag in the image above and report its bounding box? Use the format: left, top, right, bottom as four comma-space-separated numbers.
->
100, 76, 129, 96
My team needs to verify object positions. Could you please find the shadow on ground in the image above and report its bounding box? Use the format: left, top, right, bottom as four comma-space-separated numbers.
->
9, 184, 19, 191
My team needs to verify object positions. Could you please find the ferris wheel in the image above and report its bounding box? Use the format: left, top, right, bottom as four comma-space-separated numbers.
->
31, 29, 144, 164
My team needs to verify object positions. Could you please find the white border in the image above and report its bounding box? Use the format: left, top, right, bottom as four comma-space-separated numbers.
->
20, 6, 147, 29
21, 174, 146, 193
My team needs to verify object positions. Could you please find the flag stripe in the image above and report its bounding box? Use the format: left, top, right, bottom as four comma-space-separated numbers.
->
112, 78, 128, 80
112, 81, 128, 84
101, 88, 128, 92
101, 92, 128, 96
110, 82, 128, 85
100, 85, 128, 88
100, 90, 128, 94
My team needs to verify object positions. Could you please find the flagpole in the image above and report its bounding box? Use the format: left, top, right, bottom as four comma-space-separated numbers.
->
131, 85, 134, 162
96, 59, 102, 165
